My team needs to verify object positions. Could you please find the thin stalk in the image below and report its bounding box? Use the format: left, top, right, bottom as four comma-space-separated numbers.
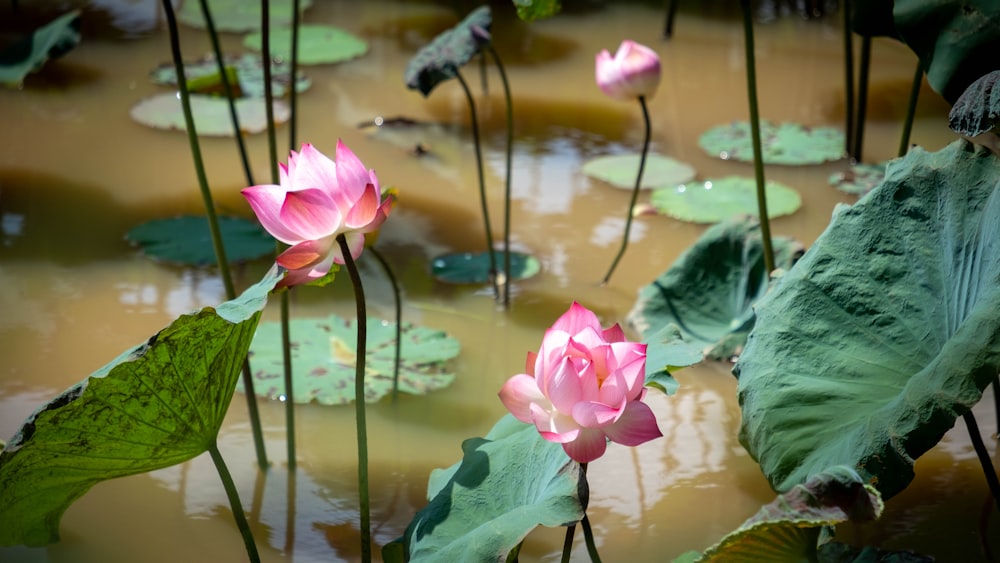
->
208, 441, 261, 563
663, 0, 679, 38
964, 412, 1000, 510
853, 35, 872, 163
338, 235, 373, 563
601, 96, 650, 285
580, 515, 603, 563
560, 522, 577, 563
898, 61, 922, 158
740, 0, 775, 274
454, 69, 500, 300
161, 0, 268, 471
486, 43, 514, 307
479, 51, 489, 96
285, 469, 297, 555
261, 0, 280, 184
842, 0, 854, 156
289, 0, 301, 150
994, 375, 1000, 435
281, 293, 295, 469
368, 247, 402, 404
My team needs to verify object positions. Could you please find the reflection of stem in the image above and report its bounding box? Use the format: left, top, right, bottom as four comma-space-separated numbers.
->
454, 69, 500, 300
964, 412, 1000, 511
368, 247, 402, 404
897, 62, 922, 157
602, 96, 650, 285
161, 0, 268, 471
337, 235, 373, 563
208, 440, 261, 563
739, 0, 775, 274
853, 35, 872, 163
842, 0, 854, 157
486, 43, 514, 308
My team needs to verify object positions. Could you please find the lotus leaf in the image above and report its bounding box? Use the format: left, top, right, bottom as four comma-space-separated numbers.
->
125, 215, 275, 266
699, 121, 845, 165
735, 140, 1000, 499
0, 10, 81, 87
949, 69, 1000, 137
150, 53, 311, 98
242, 315, 460, 405
0, 267, 282, 546
827, 161, 887, 196
649, 177, 802, 224
404, 6, 492, 96
628, 216, 802, 361
177, 0, 312, 32
431, 251, 540, 284
582, 153, 696, 191
512, 0, 562, 21
244, 25, 368, 66
643, 324, 703, 395
129, 93, 289, 136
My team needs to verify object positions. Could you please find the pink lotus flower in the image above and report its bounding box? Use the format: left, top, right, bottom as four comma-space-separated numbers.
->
595, 40, 661, 101
242, 141, 391, 288
499, 302, 662, 463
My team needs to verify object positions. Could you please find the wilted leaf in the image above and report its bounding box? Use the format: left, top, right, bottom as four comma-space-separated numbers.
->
949, 69, 1000, 137
650, 177, 802, 224
0, 11, 81, 87
699, 121, 845, 165
244, 25, 368, 66
404, 6, 491, 96
582, 153, 696, 191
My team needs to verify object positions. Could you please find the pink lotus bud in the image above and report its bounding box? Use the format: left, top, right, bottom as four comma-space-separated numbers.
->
595, 40, 661, 101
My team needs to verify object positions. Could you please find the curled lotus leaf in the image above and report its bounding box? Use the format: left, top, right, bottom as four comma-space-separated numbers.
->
650, 177, 802, 224
404, 6, 492, 96
244, 25, 368, 66
699, 121, 845, 165
129, 93, 289, 137
0, 10, 81, 87
150, 53, 311, 98
948, 69, 1000, 137
177, 0, 312, 32
582, 153, 696, 191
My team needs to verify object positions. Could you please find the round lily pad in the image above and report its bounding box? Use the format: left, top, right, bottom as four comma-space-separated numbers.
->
150, 53, 311, 99
244, 25, 368, 66
241, 315, 460, 405
828, 161, 888, 196
126, 215, 275, 266
177, 0, 313, 32
431, 251, 540, 284
129, 93, 289, 136
582, 153, 696, 190
650, 177, 802, 223
699, 121, 846, 165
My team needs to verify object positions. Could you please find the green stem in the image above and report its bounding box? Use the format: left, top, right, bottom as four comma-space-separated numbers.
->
560, 521, 577, 563
208, 440, 261, 563
898, 61, 922, 158
964, 412, 1000, 511
161, 0, 268, 472
454, 69, 500, 301
994, 375, 999, 435
740, 0, 775, 274
368, 247, 402, 404
842, 0, 854, 157
601, 96, 650, 285
289, 0, 301, 151
486, 44, 514, 307
281, 292, 295, 469
663, 0, 679, 38
337, 235, 372, 563
853, 35, 871, 163
580, 515, 603, 563
261, 0, 280, 184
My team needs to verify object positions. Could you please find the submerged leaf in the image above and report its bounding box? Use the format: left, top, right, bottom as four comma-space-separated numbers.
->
736, 140, 1000, 499
699, 121, 845, 165
650, 177, 802, 224
177, 0, 313, 32
404, 6, 492, 96
431, 251, 541, 284
150, 53, 311, 98
129, 93, 289, 136
244, 25, 368, 66
582, 153, 696, 191
828, 162, 887, 196
0, 267, 282, 546
0, 10, 81, 87
126, 215, 275, 266
949, 69, 1000, 137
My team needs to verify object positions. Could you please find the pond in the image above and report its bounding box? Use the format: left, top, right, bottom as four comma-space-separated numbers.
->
0, 1, 996, 562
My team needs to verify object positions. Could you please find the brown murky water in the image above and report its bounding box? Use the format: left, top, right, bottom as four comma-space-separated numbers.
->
1, 1, 995, 562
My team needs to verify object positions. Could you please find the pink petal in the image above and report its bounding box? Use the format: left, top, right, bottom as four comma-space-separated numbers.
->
334, 139, 371, 204
276, 238, 333, 270
278, 252, 336, 288
571, 399, 625, 429
531, 403, 580, 444
602, 400, 662, 447
344, 183, 381, 229
241, 184, 302, 244
595, 50, 626, 100
330, 231, 366, 264
618, 40, 661, 99
525, 351, 538, 376
499, 373, 546, 424
551, 302, 602, 335
562, 428, 608, 463
602, 323, 626, 343
547, 357, 584, 415
279, 188, 342, 241
290, 143, 340, 196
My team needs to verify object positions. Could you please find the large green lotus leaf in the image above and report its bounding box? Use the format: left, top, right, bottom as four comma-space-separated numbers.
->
404, 6, 491, 96
150, 53, 311, 99
125, 215, 275, 266
948, 69, 1000, 137
0, 10, 81, 87
650, 177, 802, 224
644, 323, 704, 395
244, 25, 368, 66
177, 0, 312, 32
512, 0, 562, 21
685, 467, 882, 562
430, 251, 540, 284
397, 414, 586, 561
699, 121, 845, 165
828, 162, 887, 197
241, 315, 460, 405
0, 267, 282, 547
894, 0, 1000, 104
582, 153, 696, 191
735, 140, 1000, 499
628, 216, 802, 361
129, 93, 289, 136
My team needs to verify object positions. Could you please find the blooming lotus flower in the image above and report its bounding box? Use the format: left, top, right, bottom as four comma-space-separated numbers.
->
595, 40, 661, 101
499, 302, 662, 463
242, 141, 391, 287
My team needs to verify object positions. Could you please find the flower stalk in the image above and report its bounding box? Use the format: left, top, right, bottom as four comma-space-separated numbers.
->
368, 247, 403, 403
485, 42, 514, 307
208, 440, 261, 563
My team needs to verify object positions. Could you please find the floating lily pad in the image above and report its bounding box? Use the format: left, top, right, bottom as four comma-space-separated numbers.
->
125, 216, 275, 266
150, 53, 311, 98
405, 6, 491, 96
431, 251, 540, 284
582, 153, 696, 190
650, 177, 801, 224
177, 0, 312, 32
0, 10, 81, 87
699, 121, 845, 165
241, 315, 460, 405
949, 69, 1000, 137
244, 24, 368, 66
129, 93, 289, 136
828, 161, 887, 196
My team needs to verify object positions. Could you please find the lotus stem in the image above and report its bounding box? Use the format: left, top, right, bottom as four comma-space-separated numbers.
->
601, 96, 650, 285
208, 440, 261, 563
993, 375, 999, 434
285, 469, 297, 554
898, 62, 922, 158
289, 0, 301, 150
337, 234, 373, 563
663, 0, 679, 38
367, 247, 402, 404
739, 0, 775, 274
853, 35, 872, 163
842, 0, 854, 157
560, 521, 577, 563
261, 0, 279, 185
479, 52, 489, 96
580, 515, 603, 563
455, 69, 500, 300
486, 43, 514, 307
161, 0, 269, 472
963, 412, 1000, 512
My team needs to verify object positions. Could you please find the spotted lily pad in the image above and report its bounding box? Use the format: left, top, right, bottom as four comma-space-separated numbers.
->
699, 121, 846, 165
244, 25, 368, 66
129, 93, 289, 136
0, 10, 81, 87
177, 0, 312, 32
150, 53, 311, 98
650, 177, 802, 224
125, 216, 275, 266
828, 161, 888, 196
241, 315, 460, 405
405, 6, 492, 96
431, 251, 540, 284
949, 69, 1000, 137
582, 153, 696, 190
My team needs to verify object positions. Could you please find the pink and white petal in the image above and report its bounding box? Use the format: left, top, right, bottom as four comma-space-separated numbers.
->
291, 144, 340, 194
531, 403, 580, 444
358, 198, 391, 233
276, 238, 334, 270
551, 302, 602, 335
330, 231, 366, 264
546, 357, 585, 415
594, 372, 627, 409
334, 139, 371, 203
499, 373, 546, 424
602, 400, 662, 447
279, 188, 342, 240
562, 428, 608, 463
241, 184, 302, 244
571, 399, 625, 429
344, 183, 380, 229
278, 252, 336, 288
